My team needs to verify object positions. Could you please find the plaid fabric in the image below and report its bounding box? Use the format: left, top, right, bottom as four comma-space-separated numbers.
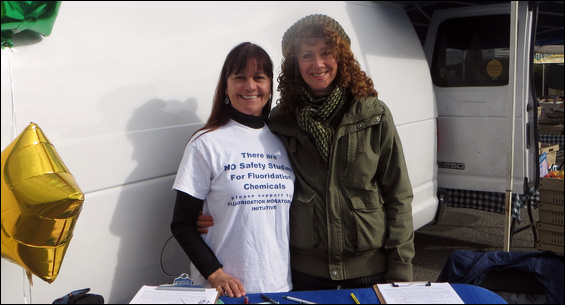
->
539, 134, 564, 150
528, 187, 540, 207
441, 187, 540, 221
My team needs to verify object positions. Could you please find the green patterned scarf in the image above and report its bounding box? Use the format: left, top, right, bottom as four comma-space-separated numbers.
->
295, 85, 346, 165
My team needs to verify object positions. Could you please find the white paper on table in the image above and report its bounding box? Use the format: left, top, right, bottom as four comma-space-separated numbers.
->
129, 285, 219, 304
375, 282, 464, 304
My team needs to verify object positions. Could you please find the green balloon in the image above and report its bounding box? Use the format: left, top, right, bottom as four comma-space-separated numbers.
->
1, 1, 61, 48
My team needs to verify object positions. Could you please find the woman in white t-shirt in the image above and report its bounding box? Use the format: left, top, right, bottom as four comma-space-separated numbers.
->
171, 42, 295, 298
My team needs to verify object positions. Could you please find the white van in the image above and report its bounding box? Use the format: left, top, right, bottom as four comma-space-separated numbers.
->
424, 2, 540, 233
1, 2, 437, 303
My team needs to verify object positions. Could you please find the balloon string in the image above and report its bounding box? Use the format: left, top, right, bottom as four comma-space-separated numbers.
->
7, 47, 18, 140
23, 269, 33, 304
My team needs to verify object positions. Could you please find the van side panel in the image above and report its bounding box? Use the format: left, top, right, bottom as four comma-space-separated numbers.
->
1, 2, 436, 303
397, 121, 439, 229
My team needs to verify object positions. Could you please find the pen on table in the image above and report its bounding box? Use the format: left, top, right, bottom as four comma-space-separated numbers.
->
282, 295, 317, 304
350, 293, 361, 304
260, 294, 280, 304
243, 296, 249, 304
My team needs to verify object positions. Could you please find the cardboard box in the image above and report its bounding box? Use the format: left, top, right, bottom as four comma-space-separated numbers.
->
536, 223, 564, 247
537, 177, 564, 257
546, 111, 565, 119
538, 203, 564, 226
539, 178, 564, 205
539, 143, 560, 166
538, 101, 558, 113
538, 123, 564, 135
536, 242, 564, 255
539, 152, 549, 177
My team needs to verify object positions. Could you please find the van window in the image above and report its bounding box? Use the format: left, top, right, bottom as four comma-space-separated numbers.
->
431, 15, 510, 87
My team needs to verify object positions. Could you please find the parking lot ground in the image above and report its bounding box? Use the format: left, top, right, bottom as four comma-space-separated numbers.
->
413, 205, 539, 282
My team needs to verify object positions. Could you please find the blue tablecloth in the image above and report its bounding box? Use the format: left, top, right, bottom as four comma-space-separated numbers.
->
219, 283, 507, 304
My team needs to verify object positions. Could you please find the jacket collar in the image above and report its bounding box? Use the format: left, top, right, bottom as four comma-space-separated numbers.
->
269, 96, 384, 135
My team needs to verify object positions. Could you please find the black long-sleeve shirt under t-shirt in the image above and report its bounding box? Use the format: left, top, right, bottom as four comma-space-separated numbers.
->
171, 192, 221, 278
170, 104, 267, 279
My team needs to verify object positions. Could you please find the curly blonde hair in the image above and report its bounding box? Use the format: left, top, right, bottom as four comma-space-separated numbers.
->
276, 24, 378, 120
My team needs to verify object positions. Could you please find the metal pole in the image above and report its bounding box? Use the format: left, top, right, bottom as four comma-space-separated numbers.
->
504, 1, 519, 252
542, 64, 545, 96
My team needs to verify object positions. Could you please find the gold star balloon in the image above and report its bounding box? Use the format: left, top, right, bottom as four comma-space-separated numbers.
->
1, 122, 84, 283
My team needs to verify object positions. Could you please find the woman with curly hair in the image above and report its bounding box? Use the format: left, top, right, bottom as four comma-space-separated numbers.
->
267, 14, 415, 291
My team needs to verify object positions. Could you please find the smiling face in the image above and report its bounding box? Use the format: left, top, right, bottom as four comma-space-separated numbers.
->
297, 38, 338, 96
225, 59, 271, 116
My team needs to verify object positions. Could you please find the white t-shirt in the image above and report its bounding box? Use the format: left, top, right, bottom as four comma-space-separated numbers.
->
173, 120, 295, 293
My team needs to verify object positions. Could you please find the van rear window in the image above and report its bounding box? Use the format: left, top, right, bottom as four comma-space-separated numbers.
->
431, 14, 510, 87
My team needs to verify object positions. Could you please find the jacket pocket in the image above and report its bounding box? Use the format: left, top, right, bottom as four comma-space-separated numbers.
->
342, 116, 381, 180
289, 192, 316, 250
350, 192, 385, 253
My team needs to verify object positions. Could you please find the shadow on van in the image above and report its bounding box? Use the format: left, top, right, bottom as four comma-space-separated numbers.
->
108, 97, 201, 303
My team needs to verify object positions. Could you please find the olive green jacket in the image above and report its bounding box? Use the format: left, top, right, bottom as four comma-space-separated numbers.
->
268, 96, 415, 282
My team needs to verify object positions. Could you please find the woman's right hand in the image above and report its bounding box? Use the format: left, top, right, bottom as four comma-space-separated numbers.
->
207, 268, 246, 298
197, 210, 214, 234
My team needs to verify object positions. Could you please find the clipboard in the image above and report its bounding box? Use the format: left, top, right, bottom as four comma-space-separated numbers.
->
156, 273, 205, 291
130, 274, 221, 304
373, 281, 464, 304
374, 284, 386, 304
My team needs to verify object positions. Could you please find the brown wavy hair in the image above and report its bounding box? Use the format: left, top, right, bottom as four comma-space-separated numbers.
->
276, 24, 378, 120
